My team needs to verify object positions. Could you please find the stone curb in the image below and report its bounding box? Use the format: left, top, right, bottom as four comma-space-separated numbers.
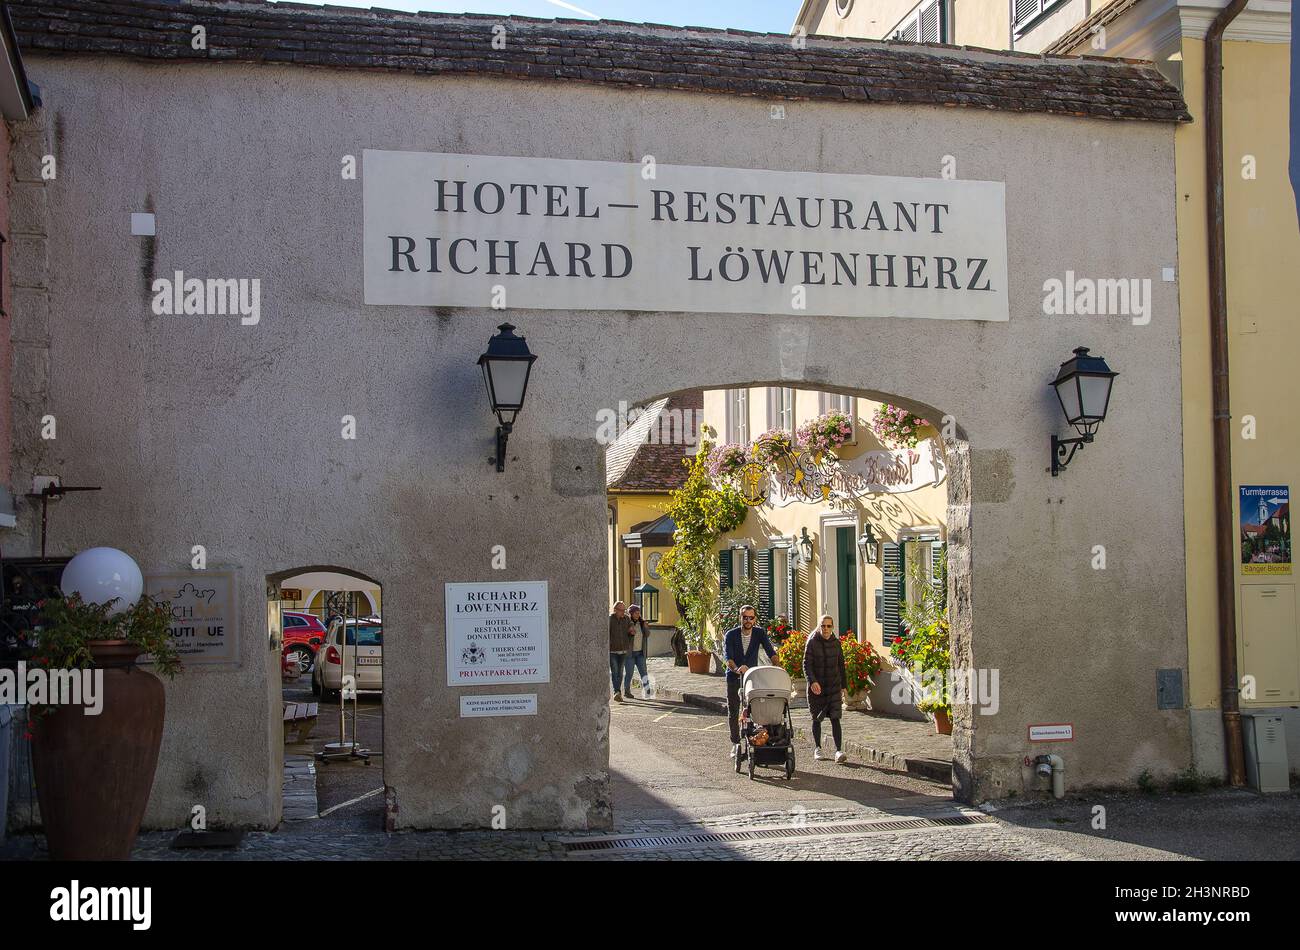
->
651, 682, 952, 785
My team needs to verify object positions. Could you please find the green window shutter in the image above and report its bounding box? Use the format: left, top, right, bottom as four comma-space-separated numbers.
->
931, 541, 947, 610
787, 549, 799, 630
755, 548, 773, 623
718, 549, 732, 591
881, 542, 903, 644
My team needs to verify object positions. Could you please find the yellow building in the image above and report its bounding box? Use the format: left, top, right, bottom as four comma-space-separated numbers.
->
703, 388, 948, 659
605, 390, 703, 650
795, 0, 1300, 778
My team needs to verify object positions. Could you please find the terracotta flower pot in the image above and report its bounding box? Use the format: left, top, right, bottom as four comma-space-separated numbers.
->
933, 709, 953, 735
685, 650, 711, 674
31, 640, 166, 860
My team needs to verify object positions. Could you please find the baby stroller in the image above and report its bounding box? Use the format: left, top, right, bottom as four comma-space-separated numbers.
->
735, 666, 796, 780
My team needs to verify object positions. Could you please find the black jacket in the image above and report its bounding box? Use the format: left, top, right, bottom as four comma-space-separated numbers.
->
803, 632, 847, 695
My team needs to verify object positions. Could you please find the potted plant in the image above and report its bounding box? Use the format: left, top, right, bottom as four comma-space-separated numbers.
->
796, 410, 853, 457
28, 592, 181, 860
705, 442, 752, 483
766, 615, 794, 649
750, 429, 794, 466
869, 404, 932, 449
919, 698, 953, 735
899, 559, 953, 734
775, 629, 808, 697
840, 630, 884, 711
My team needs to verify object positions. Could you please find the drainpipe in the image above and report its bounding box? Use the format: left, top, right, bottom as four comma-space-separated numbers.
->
1205, 0, 1249, 789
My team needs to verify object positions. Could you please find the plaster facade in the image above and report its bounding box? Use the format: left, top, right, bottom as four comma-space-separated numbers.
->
7, 30, 1189, 826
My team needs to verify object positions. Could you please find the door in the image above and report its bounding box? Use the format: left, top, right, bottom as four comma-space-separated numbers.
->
835, 525, 857, 634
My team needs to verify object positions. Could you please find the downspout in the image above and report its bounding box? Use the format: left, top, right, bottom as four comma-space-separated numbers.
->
1205, 0, 1249, 788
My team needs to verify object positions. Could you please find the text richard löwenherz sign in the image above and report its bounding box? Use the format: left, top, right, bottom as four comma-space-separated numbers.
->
445, 582, 550, 686
364, 150, 1008, 322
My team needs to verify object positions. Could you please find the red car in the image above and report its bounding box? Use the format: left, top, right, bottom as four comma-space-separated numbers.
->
281, 611, 329, 676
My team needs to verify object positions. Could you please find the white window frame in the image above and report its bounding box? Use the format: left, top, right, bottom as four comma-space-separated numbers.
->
726, 388, 749, 445
766, 386, 795, 434
818, 392, 857, 443
890, 0, 949, 43
769, 538, 796, 625
1011, 0, 1065, 36
897, 525, 944, 610
818, 514, 864, 638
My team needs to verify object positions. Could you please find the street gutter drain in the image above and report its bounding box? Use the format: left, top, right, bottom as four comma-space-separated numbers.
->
560, 814, 992, 853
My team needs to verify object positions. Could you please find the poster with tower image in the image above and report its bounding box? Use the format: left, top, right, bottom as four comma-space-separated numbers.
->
1240, 485, 1291, 574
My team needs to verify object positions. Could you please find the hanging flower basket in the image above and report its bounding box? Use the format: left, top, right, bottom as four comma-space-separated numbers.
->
870, 404, 931, 449
796, 411, 853, 455
706, 442, 752, 482
751, 429, 794, 466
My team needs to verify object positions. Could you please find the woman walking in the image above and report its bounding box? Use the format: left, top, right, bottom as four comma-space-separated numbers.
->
623, 603, 651, 699
803, 614, 848, 763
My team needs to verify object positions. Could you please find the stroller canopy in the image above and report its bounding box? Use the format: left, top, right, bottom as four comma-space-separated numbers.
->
743, 665, 792, 701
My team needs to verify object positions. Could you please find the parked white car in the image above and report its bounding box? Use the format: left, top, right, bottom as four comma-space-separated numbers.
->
311, 618, 383, 700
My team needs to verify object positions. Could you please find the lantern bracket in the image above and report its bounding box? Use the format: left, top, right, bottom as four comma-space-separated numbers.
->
1050, 432, 1092, 477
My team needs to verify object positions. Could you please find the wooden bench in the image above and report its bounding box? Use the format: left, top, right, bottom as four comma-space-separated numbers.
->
282, 701, 319, 744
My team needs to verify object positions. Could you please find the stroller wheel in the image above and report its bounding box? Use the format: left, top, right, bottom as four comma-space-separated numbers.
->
748, 755, 756, 780
785, 751, 795, 780
735, 744, 743, 773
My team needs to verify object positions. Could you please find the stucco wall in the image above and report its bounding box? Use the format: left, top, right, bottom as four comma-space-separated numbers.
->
9, 55, 1188, 827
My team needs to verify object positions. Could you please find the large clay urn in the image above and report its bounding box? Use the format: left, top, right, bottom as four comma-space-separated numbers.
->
31, 640, 166, 860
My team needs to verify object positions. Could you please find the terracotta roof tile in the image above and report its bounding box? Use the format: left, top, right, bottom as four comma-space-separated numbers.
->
606, 389, 703, 493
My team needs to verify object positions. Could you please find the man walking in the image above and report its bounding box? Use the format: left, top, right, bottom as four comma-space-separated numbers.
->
724, 605, 776, 759
608, 601, 633, 703
804, 614, 848, 763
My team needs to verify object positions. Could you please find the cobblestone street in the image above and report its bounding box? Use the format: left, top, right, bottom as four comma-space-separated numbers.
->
9, 684, 1296, 861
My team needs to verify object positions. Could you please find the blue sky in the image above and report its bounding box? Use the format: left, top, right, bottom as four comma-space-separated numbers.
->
317, 0, 798, 33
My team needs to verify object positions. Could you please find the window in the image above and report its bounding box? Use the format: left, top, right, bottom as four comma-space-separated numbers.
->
767, 387, 795, 433
726, 388, 749, 445
835, 0, 854, 17
1011, 0, 1064, 34
891, 0, 947, 43
818, 392, 856, 440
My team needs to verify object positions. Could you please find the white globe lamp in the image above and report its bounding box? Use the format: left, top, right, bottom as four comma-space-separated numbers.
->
60, 547, 144, 615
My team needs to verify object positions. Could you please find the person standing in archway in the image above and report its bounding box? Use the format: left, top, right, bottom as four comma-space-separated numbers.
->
804, 614, 847, 763
608, 601, 633, 703
623, 603, 651, 699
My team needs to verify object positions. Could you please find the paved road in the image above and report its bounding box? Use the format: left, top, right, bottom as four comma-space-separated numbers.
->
609, 694, 952, 825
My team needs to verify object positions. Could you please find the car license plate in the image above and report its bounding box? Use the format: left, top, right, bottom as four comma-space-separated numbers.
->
357, 656, 381, 665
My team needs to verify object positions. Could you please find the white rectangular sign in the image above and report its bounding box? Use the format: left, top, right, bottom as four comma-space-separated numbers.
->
364, 149, 1009, 321
144, 571, 238, 665
1028, 723, 1074, 742
445, 581, 550, 686
460, 694, 539, 718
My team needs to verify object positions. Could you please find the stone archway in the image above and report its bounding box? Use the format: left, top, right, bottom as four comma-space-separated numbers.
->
628, 380, 977, 802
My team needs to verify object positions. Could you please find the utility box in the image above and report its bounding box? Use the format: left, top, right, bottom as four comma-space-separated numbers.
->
1242, 713, 1290, 793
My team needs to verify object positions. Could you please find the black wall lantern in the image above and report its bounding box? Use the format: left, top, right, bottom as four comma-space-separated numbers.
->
1050, 347, 1117, 477
798, 527, 815, 565
632, 581, 660, 624
856, 524, 879, 564
478, 323, 537, 472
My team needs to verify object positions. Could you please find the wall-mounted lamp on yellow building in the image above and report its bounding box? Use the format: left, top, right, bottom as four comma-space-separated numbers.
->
1050, 347, 1118, 477
632, 581, 659, 623
857, 524, 879, 564
798, 527, 815, 565
478, 322, 538, 473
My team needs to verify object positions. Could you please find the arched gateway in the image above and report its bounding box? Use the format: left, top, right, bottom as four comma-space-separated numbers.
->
6, 0, 1190, 830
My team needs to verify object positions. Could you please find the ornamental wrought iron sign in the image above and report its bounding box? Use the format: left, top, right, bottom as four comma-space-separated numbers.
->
737, 437, 946, 511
